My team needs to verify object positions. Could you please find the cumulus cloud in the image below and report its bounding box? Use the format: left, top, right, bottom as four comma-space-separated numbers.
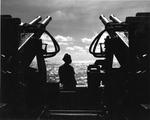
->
81, 33, 98, 44
81, 32, 109, 44
74, 46, 85, 52
59, 42, 69, 45
41, 34, 73, 47
55, 35, 73, 42
81, 38, 92, 44
66, 45, 86, 52
85, 45, 89, 49
40, 34, 56, 52
66, 47, 75, 51
41, 33, 54, 45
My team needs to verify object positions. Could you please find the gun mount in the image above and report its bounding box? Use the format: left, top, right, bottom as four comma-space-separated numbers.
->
109, 14, 122, 23
88, 12, 150, 119
99, 15, 110, 25
29, 16, 42, 25
1, 15, 60, 116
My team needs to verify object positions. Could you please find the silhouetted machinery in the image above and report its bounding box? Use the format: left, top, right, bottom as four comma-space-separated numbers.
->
88, 12, 150, 118
1, 15, 60, 114
1, 12, 150, 119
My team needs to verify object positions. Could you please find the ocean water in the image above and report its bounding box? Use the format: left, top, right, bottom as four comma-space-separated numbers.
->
46, 62, 90, 87
30, 60, 120, 87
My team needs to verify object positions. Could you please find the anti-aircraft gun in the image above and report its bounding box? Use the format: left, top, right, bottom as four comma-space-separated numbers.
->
1, 15, 60, 118
88, 13, 150, 119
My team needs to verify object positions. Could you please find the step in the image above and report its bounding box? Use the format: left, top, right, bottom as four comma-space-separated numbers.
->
38, 109, 103, 120
48, 109, 101, 114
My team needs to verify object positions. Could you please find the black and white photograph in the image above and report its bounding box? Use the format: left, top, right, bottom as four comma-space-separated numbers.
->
1, 0, 150, 119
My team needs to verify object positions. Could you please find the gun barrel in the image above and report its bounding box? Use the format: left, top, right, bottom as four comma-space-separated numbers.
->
29, 16, 42, 25
99, 15, 109, 25
110, 14, 122, 23
42, 16, 52, 27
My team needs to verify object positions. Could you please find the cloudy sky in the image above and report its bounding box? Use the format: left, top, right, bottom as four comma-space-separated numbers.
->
2, 0, 150, 63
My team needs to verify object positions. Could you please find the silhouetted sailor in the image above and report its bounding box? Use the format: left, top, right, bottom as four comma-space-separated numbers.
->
59, 53, 76, 90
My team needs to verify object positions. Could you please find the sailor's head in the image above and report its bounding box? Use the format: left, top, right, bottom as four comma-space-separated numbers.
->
63, 53, 72, 64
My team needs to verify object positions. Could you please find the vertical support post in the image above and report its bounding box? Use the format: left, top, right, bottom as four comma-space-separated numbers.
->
36, 39, 47, 84
36, 39, 47, 105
